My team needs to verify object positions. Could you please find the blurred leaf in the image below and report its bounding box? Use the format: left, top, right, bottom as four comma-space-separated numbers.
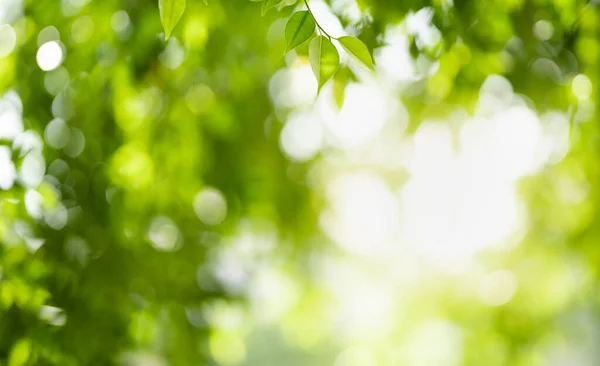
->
337, 36, 374, 70
309, 36, 339, 90
332, 66, 354, 109
9, 339, 31, 366
332, 76, 345, 109
285, 11, 316, 52
159, 0, 186, 40
262, 0, 282, 15
278, 0, 298, 10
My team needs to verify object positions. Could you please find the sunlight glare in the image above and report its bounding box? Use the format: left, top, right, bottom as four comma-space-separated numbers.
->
36, 41, 64, 71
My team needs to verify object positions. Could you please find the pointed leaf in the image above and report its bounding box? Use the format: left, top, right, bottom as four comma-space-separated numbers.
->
332, 66, 353, 109
159, 0, 186, 40
332, 76, 346, 109
309, 36, 339, 90
262, 0, 282, 15
285, 11, 316, 52
338, 36, 374, 70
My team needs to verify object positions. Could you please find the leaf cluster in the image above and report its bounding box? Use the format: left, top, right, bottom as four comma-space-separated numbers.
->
159, 0, 375, 95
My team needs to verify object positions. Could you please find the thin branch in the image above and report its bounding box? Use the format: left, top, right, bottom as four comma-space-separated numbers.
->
303, 0, 335, 40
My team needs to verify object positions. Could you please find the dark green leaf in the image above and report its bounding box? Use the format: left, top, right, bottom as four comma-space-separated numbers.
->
285, 11, 316, 52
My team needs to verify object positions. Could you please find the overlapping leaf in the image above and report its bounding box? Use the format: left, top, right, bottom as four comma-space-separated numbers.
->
338, 36, 374, 70
309, 35, 339, 90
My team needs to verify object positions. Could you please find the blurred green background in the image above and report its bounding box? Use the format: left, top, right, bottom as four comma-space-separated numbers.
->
0, 0, 599, 364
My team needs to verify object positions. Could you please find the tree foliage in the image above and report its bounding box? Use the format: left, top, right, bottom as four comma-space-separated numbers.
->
0, 0, 599, 365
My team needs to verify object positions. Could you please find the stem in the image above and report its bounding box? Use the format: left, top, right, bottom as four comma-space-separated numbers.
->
303, 0, 335, 40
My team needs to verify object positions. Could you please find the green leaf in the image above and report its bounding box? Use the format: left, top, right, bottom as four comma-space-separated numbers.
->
337, 36, 374, 70
159, 0, 186, 40
9, 339, 31, 366
309, 36, 340, 90
278, 0, 298, 11
202, 0, 207, 4
285, 11, 316, 52
332, 75, 346, 109
332, 66, 353, 109
261, 0, 282, 15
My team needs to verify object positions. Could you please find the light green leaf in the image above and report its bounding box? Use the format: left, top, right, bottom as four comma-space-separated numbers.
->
261, 0, 282, 15
332, 75, 345, 109
337, 36, 374, 70
159, 0, 186, 40
202, 0, 207, 4
9, 339, 31, 366
309, 36, 339, 90
332, 66, 353, 109
278, 0, 298, 11
284, 11, 316, 52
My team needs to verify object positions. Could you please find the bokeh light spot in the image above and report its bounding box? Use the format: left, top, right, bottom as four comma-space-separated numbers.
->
19, 153, 45, 188
194, 188, 227, 226
44, 67, 70, 96
71, 16, 94, 43
0, 146, 16, 190
37, 26, 60, 47
479, 270, 518, 306
533, 20, 553, 41
0, 24, 16, 58
111, 10, 131, 34
36, 41, 64, 71
63, 127, 85, 157
44, 118, 70, 149
147, 216, 182, 252
572, 74, 592, 100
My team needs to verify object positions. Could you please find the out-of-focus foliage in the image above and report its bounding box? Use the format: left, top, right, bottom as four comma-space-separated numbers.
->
0, 0, 599, 365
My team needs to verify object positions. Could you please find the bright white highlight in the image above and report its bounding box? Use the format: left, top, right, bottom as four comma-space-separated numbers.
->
316, 82, 402, 149
36, 41, 64, 71
319, 75, 565, 271
0, 90, 23, 140
280, 110, 323, 161
0, 146, 16, 190
321, 172, 399, 256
